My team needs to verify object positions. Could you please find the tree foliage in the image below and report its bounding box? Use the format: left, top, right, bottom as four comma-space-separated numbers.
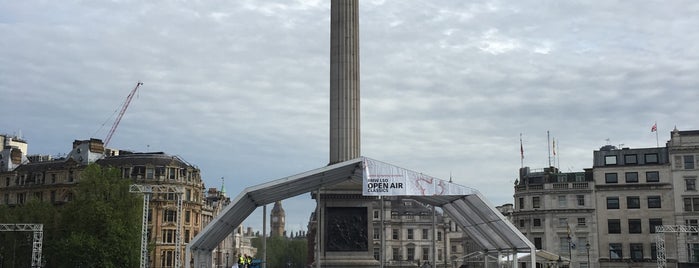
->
0, 164, 142, 268
251, 236, 308, 268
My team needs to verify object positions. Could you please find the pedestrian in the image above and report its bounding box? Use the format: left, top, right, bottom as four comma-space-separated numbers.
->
246, 254, 253, 268
238, 254, 246, 268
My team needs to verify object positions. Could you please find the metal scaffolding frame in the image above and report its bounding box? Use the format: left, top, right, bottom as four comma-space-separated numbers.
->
655, 225, 699, 268
130, 184, 185, 268
0, 223, 43, 267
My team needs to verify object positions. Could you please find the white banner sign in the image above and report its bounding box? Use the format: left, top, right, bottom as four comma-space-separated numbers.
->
362, 158, 471, 196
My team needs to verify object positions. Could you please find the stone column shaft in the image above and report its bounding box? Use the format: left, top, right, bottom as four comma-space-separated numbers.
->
330, 0, 360, 164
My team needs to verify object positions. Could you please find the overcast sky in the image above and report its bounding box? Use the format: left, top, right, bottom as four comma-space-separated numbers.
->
2, 0, 698, 234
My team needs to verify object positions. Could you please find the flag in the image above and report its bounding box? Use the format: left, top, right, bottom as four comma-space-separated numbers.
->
552, 139, 556, 156
651, 122, 657, 132
520, 134, 524, 160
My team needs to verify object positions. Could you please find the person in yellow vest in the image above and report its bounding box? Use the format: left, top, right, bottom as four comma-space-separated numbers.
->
245, 254, 252, 268
238, 254, 246, 268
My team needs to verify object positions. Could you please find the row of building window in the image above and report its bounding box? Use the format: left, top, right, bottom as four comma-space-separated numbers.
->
608, 242, 656, 260
4, 171, 76, 187
604, 171, 659, 184
607, 218, 663, 234
373, 228, 442, 241
373, 247, 444, 262
606, 196, 662, 209
518, 195, 586, 210
519, 217, 587, 228
604, 153, 659, 166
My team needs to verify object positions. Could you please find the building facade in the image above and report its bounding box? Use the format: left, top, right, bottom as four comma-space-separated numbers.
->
0, 135, 253, 268
513, 167, 596, 268
593, 145, 673, 268
512, 128, 699, 268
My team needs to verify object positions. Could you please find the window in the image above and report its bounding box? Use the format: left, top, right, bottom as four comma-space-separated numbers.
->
422, 229, 429, 240
558, 195, 567, 207
630, 243, 643, 260
627, 196, 640, 209
686, 155, 695, 169
610, 243, 623, 259
625, 154, 637, 164
605, 173, 618, 183
374, 248, 380, 260
605, 155, 617, 165
687, 219, 699, 236
373, 210, 379, 219
422, 247, 429, 261
688, 178, 697, 191
162, 229, 175, 243
184, 230, 190, 243
437, 231, 442, 241
533, 218, 542, 227
519, 219, 526, 228
691, 244, 699, 262
519, 197, 525, 209
646, 171, 660, 182
608, 219, 621, 234
146, 168, 154, 179
577, 237, 588, 253
577, 195, 585, 206
373, 228, 380, 240
406, 247, 415, 261
629, 219, 642, 233
392, 228, 399, 240
533, 196, 540, 208
558, 218, 568, 227
625, 172, 639, 183
685, 197, 699, 211
392, 247, 399, 260
534, 237, 542, 249
651, 243, 658, 260
407, 229, 414, 240
163, 210, 177, 222
645, 153, 659, 164
648, 196, 662, 208
185, 211, 191, 223
578, 217, 586, 226
438, 249, 443, 261
649, 218, 663, 233
391, 211, 399, 219
559, 237, 569, 252
607, 197, 620, 209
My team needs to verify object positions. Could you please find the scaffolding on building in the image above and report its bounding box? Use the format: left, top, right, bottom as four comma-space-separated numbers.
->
130, 184, 184, 268
655, 225, 699, 268
0, 223, 43, 267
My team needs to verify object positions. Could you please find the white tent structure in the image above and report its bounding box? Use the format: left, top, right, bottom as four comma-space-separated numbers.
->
186, 156, 535, 268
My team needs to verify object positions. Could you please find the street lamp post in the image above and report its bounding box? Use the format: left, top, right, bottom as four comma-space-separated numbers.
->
557, 256, 562, 268
226, 252, 229, 268
567, 235, 572, 267
585, 243, 590, 268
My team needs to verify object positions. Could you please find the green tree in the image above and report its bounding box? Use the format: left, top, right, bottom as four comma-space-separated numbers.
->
51, 164, 142, 268
252, 236, 308, 268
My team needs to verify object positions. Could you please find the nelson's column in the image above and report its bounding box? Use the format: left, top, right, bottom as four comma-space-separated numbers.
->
315, 0, 379, 267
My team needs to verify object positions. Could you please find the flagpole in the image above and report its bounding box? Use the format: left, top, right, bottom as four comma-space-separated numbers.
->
547, 131, 551, 167
520, 133, 524, 168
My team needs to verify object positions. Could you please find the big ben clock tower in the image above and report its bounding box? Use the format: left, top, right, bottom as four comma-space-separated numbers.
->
270, 201, 285, 237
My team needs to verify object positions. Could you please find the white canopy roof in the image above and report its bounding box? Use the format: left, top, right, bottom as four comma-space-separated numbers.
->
186, 156, 534, 267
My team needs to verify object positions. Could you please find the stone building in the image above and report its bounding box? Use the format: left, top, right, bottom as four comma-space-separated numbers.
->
512, 128, 699, 268
0, 136, 252, 267
370, 197, 450, 268
513, 166, 596, 268
668, 129, 699, 263
592, 144, 673, 268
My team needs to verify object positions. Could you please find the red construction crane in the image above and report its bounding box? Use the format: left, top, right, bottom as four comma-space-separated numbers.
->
104, 81, 143, 147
